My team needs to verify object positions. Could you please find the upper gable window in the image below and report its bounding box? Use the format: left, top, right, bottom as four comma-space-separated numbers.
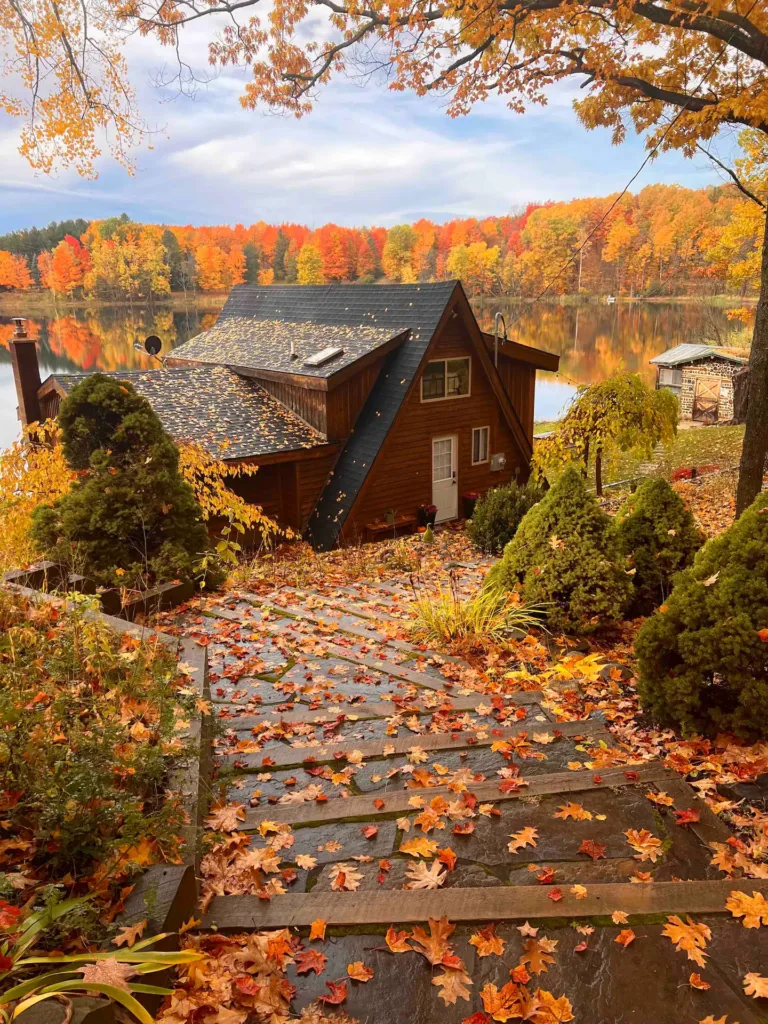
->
421, 357, 471, 402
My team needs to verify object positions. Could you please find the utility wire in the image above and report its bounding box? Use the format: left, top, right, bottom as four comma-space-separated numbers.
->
504, 0, 761, 331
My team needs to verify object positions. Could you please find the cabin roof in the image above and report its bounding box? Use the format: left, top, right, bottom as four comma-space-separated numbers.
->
52, 365, 327, 460
650, 343, 747, 367
172, 317, 408, 378
305, 280, 461, 549
480, 332, 560, 372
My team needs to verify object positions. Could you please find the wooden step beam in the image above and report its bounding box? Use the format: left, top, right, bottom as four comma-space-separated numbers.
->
239, 762, 670, 828
202, 878, 768, 930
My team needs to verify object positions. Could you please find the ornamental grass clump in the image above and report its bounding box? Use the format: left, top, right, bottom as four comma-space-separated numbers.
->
614, 477, 703, 615
30, 373, 223, 590
466, 480, 544, 555
635, 490, 768, 739
485, 466, 632, 634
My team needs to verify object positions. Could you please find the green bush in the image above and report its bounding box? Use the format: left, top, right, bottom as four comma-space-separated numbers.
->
466, 480, 544, 554
614, 477, 703, 615
635, 491, 768, 739
485, 466, 632, 634
30, 373, 223, 589
0, 590, 194, 882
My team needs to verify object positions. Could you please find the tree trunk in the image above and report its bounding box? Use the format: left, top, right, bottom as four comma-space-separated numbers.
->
735, 213, 768, 517
595, 446, 603, 497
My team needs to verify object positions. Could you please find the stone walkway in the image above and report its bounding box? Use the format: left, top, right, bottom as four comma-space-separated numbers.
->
179, 575, 768, 1023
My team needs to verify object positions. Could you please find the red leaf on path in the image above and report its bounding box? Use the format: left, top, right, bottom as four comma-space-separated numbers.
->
319, 981, 348, 1005
261, 756, 275, 767
235, 975, 261, 995
498, 780, 522, 793
295, 949, 328, 976
674, 809, 701, 827
361, 825, 378, 840
373, 799, 385, 810
438, 848, 457, 871
461, 1014, 492, 1024
593, 774, 603, 784
548, 888, 564, 902
574, 941, 589, 952
579, 839, 607, 861
615, 929, 636, 948
452, 822, 475, 835
510, 965, 530, 984
624, 771, 639, 782
537, 867, 556, 884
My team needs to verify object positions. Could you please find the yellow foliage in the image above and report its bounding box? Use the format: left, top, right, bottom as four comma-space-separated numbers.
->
177, 442, 287, 556
0, 422, 74, 574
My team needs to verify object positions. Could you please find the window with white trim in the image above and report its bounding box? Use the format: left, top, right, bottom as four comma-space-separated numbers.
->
421, 357, 471, 401
472, 426, 490, 465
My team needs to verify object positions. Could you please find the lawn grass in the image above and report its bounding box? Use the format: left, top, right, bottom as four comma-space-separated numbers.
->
533, 421, 745, 487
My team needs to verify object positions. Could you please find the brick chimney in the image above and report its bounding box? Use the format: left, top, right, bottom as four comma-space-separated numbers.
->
9, 318, 42, 427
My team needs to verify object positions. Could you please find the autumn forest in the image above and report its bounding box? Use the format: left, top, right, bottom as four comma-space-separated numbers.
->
0, 181, 763, 303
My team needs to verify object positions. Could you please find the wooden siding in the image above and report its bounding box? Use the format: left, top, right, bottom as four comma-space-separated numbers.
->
298, 450, 339, 529
496, 356, 536, 439
255, 377, 327, 434
326, 359, 384, 441
341, 316, 527, 538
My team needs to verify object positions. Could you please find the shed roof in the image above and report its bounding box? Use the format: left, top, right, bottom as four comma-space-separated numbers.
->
650, 343, 747, 367
52, 365, 327, 460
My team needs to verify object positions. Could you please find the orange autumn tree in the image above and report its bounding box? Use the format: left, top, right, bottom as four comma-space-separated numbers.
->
40, 0, 759, 516
0, 251, 33, 290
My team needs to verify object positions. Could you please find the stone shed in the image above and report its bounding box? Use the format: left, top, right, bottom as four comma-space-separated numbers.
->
650, 343, 747, 423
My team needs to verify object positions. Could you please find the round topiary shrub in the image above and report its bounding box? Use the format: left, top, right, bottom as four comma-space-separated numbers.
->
614, 477, 703, 615
466, 480, 544, 555
31, 373, 223, 590
635, 491, 768, 739
485, 466, 632, 634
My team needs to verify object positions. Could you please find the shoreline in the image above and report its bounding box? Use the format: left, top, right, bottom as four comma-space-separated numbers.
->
0, 289, 757, 317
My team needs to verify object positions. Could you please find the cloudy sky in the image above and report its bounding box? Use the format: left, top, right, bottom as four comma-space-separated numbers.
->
0, 21, 742, 233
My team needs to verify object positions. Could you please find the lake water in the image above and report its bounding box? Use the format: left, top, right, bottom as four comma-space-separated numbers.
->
0, 299, 747, 451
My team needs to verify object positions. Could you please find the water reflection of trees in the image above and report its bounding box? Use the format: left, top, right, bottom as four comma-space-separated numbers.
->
474, 302, 744, 386
0, 308, 216, 372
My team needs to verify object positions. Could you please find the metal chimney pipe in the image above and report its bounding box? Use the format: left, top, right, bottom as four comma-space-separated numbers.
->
493, 312, 507, 368
290, 338, 297, 360
12, 317, 28, 339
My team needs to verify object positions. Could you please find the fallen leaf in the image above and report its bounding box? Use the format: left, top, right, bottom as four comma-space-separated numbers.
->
405, 860, 447, 889
517, 921, 538, 937
309, 919, 326, 942
410, 916, 456, 964
112, 919, 147, 948
77, 961, 137, 992
296, 949, 328, 975
385, 926, 413, 953
481, 981, 523, 1021
744, 972, 768, 998
361, 825, 378, 840
433, 966, 473, 1005
554, 802, 592, 821
318, 980, 348, 1005
347, 961, 374, 982
725, 890, 768, 929
507, 827, 538, 854
662, 915, 711, 967
689, 973, 711, 990
519, 936, 557, 974
400, 836, 439, 859
578, 839, 607, 861
570, 885, 588, 899
624, 828, 664, 863
611, 911, 629, 924
469, 924, 506, 957
615, 929, 635, 948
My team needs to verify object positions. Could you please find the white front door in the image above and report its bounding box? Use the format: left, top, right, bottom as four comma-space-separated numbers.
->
432, 435, 458, 523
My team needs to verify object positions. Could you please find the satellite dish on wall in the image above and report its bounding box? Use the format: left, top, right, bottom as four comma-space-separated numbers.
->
144, 335, 162, 356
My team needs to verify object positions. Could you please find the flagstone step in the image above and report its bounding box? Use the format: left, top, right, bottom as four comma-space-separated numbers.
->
223, 689, 545, 732
202, 877, 768, 930
219, 717, 609, 771
239, 762, 671, 828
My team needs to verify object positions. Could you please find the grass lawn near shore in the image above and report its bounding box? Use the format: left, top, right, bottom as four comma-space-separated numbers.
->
533, 420, 745, 487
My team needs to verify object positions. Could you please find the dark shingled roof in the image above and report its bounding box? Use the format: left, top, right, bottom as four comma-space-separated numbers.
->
296, 281, 461, 550
54, 365, 327, 460
171, 318, 407, 378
